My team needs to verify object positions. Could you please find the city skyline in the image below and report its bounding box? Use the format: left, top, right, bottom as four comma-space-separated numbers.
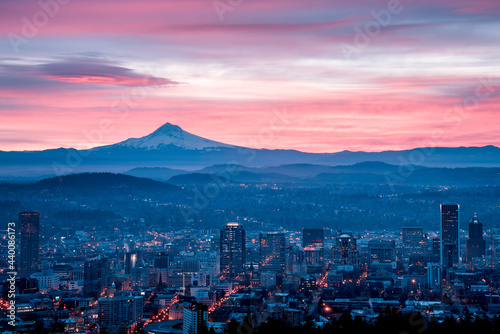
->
2, 199, 499, 332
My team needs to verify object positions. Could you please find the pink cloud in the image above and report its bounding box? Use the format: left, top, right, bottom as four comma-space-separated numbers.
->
1, 0, 499, 153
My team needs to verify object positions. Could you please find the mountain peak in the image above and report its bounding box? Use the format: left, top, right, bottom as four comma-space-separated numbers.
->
152, 122, 182, 135
114, 122, 233, 150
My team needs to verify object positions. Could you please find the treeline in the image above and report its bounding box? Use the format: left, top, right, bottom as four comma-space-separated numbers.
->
223, 309, 500, 334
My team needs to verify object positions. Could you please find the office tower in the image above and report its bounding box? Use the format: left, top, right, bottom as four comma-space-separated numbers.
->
10, 277, 38, 294
368, 240, 395, 265
211, 236, 221, 253
131, 266, 149, 287
260, 232, 286, 273
19, 212, 40, 278
30, 269, 60, 290
402, 225, 427, 263
83, 257, 108, 298
154, 252, 169, 269
440, 204, 460, 271
466, 214, 486, 264
303, 247, 323, 266
260, 272, 277, 288
332, 233, 359, 266
98, 295, 143, 331
220, 223, 246, 278
303, 228, 324, 248
182, 258, 200, 273
303, 228, 324, 264
124, 251, 138, 275
427, 262, 441, 289
432, 237, 440, 256
183, 302, 208, 334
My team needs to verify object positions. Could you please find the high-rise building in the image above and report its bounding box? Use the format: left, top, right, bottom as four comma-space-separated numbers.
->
303, 228, 324, 265
427, 262, 441, 289
368, 240, 395, 265
154, 252, 169, 269
402, 225, 427, 263
183, 302, 208, 334
432, 237, 440, 256
260, 272, 277, 288
260, 232, 286, 273
440, 204, 460, 271
83, 257, 108, 298
30, 269, 60, 290
303, 247, 323, 266
466, 214, 486, 264
303, 229, 324, 248
19, 212, 40, 278
98, 295, 143, 331
220, 223, 246, 278
124, 251, 138, 275
332, 233, 359, 266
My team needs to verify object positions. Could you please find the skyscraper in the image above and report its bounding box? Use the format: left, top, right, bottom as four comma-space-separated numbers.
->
83, 257, 109, 298
124, 251, 138, 275
260, 232, 286, 273
98, 295, 143, 331
432, 237, 440, 256
154, 252, 169, 269
466, 214, 486, 264
402, 225, 427, 263
183, 302, 208, 334
302, 228, 324, 248
332, 233, 359, 266
303, 228, 324, 265
368, 240, 395, 266
440, 204, 460, 271
427, 262, 441, 289
220, 222, 246, 278
19, 212, 40, 278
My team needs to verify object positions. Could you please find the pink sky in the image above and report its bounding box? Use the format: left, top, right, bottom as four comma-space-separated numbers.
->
1, 0, 499, 153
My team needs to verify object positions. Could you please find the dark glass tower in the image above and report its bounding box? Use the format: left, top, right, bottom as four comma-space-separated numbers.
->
303, 228, 324, 264
260, 232, 286, 273
302, 229, 324, 248
83, 257, 109, 298
333, 233, 359, 266
432, 237, 440, 256
220, 223, 246, 278
402, 225, 427, 263
440, 204, 459, 271
154, 252, 169, 269
19, 212, 40, 278
466, 214, 486, 264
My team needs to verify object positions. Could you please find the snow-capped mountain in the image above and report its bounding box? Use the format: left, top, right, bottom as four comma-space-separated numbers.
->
1, 121, 500, 181
114, 123, 234, 150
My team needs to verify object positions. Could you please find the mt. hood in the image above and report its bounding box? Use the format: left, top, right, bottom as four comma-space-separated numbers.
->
112, 123, 234, 150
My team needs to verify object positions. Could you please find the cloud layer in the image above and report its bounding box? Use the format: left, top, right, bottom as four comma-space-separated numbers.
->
0, 0, 499, 152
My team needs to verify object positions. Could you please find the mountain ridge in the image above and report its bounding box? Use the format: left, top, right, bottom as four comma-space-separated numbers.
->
1, 122, 499, 180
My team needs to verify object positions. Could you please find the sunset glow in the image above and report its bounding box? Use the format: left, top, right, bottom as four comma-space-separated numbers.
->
1, 0, 499, 152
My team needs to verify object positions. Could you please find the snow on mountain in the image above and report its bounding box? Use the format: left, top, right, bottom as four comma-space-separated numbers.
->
115, 122, 234, 150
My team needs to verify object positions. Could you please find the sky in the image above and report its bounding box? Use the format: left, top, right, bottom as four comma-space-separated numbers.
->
0, 0, 499, 153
